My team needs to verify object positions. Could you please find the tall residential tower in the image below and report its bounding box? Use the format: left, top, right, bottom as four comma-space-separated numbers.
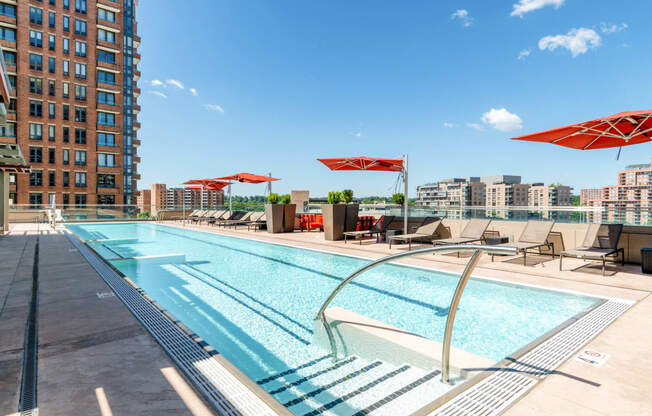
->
0, 0, 140, 207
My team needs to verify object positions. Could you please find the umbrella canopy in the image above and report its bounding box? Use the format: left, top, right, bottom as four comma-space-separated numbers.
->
214, 172, 280, 184
183, 179, 232, 190
317, 156, 403, 172
511, 110, 652, 150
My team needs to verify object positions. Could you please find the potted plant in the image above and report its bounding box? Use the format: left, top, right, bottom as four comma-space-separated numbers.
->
341, 189, 359, 233
264, 193, 284, 233
322, 191, 347, 240
280, 194, 296, 233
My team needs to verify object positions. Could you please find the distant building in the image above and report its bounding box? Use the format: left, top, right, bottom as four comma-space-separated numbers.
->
136, 189, 150, 213
529, 184, 571, 208
580, 188, 602, 205
140, 183, 224, 215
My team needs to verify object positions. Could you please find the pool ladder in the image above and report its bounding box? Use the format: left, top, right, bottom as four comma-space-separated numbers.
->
314, 244, 517, 384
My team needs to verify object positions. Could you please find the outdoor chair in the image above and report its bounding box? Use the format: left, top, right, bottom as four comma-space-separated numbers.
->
221, 211, 254, 228
189, 210, 208, 223
344, 215, 395, 244
491, 220, 555, 266
229, 211, 264, 228
307, 214, 323, 232
215, 211, 246, 227
388, 219, 443, 250
433, 219, 491, 256
559, 223, 624, 276
206, 210, 227, 225
199, 210, 217, 224
247, 214, 267, 231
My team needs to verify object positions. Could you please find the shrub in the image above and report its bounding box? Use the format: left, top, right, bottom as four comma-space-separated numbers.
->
138, 211, 150, 219
392, 193, 405, 205
280, 194, 291, 204
267, 193, 280, 204
341, 189, 354, 203
327, 191, 341, 204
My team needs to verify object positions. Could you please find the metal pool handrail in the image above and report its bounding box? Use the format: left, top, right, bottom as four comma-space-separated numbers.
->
314, 244, 517, 384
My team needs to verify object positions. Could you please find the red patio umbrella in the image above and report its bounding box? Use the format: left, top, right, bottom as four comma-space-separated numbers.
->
214, 173, 280, 213
511, 110, 652, 150
317, 156, 409, 234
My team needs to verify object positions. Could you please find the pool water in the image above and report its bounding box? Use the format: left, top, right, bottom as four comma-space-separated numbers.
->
67, 223, 599, 415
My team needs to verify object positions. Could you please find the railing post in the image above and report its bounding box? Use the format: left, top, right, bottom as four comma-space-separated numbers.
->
441, 249, 482, 384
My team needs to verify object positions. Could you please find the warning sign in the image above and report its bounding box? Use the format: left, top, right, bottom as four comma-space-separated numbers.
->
575, 349, 610, 367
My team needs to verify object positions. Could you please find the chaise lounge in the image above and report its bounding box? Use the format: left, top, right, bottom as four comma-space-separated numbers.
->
559, 223, 624, 276
388, 219, 443, 250
491, 220, 555, 266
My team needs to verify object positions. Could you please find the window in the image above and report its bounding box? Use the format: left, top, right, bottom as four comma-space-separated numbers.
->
62, 38, 69, 54
48, 125, 55, 141
97, 153, 115, 167
74, 40, 86, 57
30, 123, 43, 140
74, 128, 86, 144
30, 147, 43, 163
74, 19, 86, 35
63, 0, 70, 10
63, 126, 70, 142
0, 4, 16, 18
97, 112, 115, 126
62, 82, 70, 97
74, 106, 86, 122
74, 62, 86, 79
30, 54, 43, 71
97, 195, 115, 205
48, 57, 55, 73
48, 171, 56, 186
29, 193, 43, 208
8, 99, 16, 112
97, 29, 115, 43
75, 0, 86, 14
3, 51, 16, 66
30, 101, 43, 117
97, 174, 115, 188
30, 172, 43, 186
97, 91, 115, 105
74, 172, 86, 187
74, 84, 86, 100
0, 123, 16, 137
29, 30, 43, 47
74, 150, 86, 166
63, 171, 70, 187
29, 77, 43, 94
48, 80, 55, 96
49, 34, 55, 50
75, 194, 86, 207
48, 148, 56, 164
48, 102, 55, 119
97, 132, 115, 146
50, 0, 56, 6
0, 27, 15, 42
63, 105, 70, 120
97, 71, 116, 84
7, 75, 16, 91
49, 11, 55, 28
30, 7, 43, 25
62, 193, 69, 205
97, 8, 115, 23
63, 59, 69, 75
97, 50, 116, 65
63, 15, 70, 31
62, 149, 69, 165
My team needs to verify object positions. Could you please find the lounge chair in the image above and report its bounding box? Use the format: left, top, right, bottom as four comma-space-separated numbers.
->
224, 211, 260, 228
433, 219, 491, 256
199, 210, 217, 224
237, 211, 264, 227
388, 219, 443, 250
215, 211, 246, 227
343, 216, 395, 244
206, 210, 227, 225
186, 210, 201, 221
491, 220, 555, 266
559, 223, 624, 276
189, 210, 208, 223
247, 213, 267, 231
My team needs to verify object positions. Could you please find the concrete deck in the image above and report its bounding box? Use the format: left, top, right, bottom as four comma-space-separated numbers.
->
2, 220, 651, 415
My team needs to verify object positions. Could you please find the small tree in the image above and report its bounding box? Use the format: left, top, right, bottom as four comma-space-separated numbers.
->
280, 194, 291, 204
138, 211, 150, 219
267, 193, 280, 204
327, 191, 341, 204
392, 193, 405, 205
341, 189, 354, 204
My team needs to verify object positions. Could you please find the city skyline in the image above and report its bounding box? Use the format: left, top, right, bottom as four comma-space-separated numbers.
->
136, 0, 651, 197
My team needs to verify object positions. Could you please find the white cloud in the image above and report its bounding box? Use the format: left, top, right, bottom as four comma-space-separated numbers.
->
451, 9, 473, 27
600, 22, 628, 34
517, 49, 531, 60
511, 0, 564, 17
166, 79, 184, 89
204, 104, 224, 113
481, 108, 523, 131
538, 28, 601, 58
443, 122, 457, 128
466, 123, 485, 131
148, 90, 168, 99
151, 79, 165, 87
189, 88, 198, 96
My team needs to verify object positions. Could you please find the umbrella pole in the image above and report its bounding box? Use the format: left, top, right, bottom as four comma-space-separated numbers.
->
267, 172, 272, 196
403, 154, 408, 235
228, 185, 232, 215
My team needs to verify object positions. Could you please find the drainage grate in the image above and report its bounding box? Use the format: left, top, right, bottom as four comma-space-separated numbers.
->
430, 299, 632, 416
19, 235, 39, 416
67, 233, 278, 416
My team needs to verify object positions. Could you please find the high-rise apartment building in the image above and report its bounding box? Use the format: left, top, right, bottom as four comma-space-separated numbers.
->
529, 184, 571, 208
143, 183, 225, 215
580, 188, 602, 205
0, 0, 140, 207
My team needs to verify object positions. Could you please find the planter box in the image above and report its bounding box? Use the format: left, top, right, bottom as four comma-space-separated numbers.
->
323, 204, 346, 240
264, 204, 285, 233
283, 204, 297, 233
344, 204, 359, 233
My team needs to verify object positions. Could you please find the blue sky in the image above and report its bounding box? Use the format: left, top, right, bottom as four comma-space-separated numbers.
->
136, 0, 651, 197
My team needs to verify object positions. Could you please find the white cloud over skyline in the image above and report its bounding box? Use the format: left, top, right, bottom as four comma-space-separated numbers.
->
166, 79, 184, 89
481, 108, 523, 131
517, 49, 531, 60
600, 22, 628, 34
466, 123, 485, 131
204, 104, 225, 113
150, 79, 165, 87
538, 28, 601, 57
511, 0, 564, 17
451, 9, 473, 27
148, 90, 168, 99
189, 88, 198, 96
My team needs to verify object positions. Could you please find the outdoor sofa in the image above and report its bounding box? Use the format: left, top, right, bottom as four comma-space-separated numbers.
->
343, 215, 395, 244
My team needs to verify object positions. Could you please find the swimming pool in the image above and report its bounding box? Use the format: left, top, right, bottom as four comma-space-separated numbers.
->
67, 223, 600, 415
